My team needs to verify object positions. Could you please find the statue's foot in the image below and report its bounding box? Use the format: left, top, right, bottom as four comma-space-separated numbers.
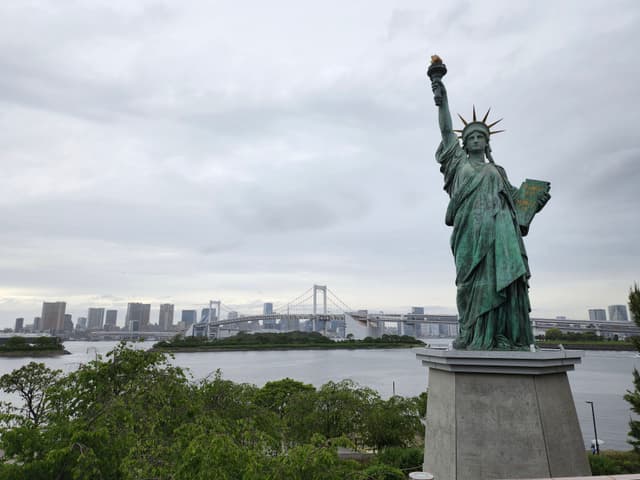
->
452, 338, 466, 350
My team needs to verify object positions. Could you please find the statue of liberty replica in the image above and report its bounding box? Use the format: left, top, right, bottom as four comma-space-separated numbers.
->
415, 56, 591, 479
428, 55, 550, 351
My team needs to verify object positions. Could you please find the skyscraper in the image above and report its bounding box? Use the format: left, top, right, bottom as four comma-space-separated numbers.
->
181, 310, 197, 328
14, 317, 24, 333
126, 303, 151, 331
159, 304, 174, 331
41, 302, 66, 333
105, 310, 118, 328
262, 302, 277, 329
87, 308, 105, 329
33, 316, 41, 331
63, 314, 74, 333
608, 305, 629, 322
588, 309, 607, 321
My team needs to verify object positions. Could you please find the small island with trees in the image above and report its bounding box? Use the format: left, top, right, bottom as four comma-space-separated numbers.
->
0, 336, 67, 357
153, 331, 424, 352
535, 329, 636, 351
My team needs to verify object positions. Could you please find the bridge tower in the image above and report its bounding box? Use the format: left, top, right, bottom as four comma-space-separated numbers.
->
312, 285, 328, 333
207, 300, 221, 338
312, 285, 327, 314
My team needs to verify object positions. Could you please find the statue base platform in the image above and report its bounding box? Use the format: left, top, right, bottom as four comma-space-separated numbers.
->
414, 348, 591, 479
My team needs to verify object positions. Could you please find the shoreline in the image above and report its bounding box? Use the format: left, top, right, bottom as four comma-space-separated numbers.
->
536, 342, 635, 351
152, 343, 421, 353
0, 349, 70, 357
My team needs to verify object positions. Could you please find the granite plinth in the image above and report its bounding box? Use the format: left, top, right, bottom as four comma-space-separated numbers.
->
416, 348, 591, 480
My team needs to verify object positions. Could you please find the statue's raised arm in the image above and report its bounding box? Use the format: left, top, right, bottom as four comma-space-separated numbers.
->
427, 56, 453, 141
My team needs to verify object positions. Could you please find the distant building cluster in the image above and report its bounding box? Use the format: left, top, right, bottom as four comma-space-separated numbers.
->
588, 305, 630, 322
11, 301, 236, 337
5, 298, 634, 341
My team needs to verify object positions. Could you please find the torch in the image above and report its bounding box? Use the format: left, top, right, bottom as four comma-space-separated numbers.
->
427, 55, 447, 106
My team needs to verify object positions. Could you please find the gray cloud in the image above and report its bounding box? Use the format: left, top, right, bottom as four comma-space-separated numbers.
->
0, 0, 638, 326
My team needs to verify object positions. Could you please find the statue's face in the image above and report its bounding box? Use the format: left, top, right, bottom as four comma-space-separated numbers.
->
465, 131, 487, 154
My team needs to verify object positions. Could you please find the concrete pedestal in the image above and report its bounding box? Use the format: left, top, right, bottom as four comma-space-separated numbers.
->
415, 348, 591, 480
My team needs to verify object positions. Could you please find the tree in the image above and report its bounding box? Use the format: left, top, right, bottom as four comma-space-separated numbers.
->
0, 342, 199, 479
0, 362, 61, 427
363, 396, 422, 451
254, 378, 315, 418
624, 283, 640, 450
544, 328, 562, 341
630, 283, 640, 329
314, 380, 379, 446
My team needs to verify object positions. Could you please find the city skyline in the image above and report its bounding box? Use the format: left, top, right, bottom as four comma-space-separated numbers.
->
0, 1, 638, 329
5, 295, 633, 331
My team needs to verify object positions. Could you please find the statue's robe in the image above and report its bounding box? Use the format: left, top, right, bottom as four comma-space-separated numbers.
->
437, 132, 534, 350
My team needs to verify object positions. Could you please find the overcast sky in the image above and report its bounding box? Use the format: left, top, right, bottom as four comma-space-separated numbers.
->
0, 0, 638, 327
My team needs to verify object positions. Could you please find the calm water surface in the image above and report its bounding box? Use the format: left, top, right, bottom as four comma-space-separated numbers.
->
1, 341, 637, 450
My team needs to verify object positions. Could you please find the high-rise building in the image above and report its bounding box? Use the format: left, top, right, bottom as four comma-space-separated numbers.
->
14, 317, 24, 333
87, 308, 105, 329
63, 314, 74, 333
262, 302, 277, 329
33, 316, 42, 331
76, 317, 87, 329
608, 305, 629, 322
411, 306, 425, 315
126, 303, 151, 331
159, 304, 174, 331
41, 302, 66, 333
181, 310, 197, 328
105, 310, 118, 328
588, 309, 607, 321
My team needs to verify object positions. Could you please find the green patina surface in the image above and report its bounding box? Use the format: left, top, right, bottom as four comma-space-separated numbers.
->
428, 58, 550, 350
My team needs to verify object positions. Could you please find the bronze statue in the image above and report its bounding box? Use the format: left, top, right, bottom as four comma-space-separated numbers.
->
428, 56, 550, 350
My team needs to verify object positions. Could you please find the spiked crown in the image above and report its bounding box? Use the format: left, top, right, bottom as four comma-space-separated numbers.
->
454, 106, 504, 143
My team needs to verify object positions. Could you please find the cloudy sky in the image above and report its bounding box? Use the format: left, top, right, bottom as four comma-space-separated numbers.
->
0, 0, 638, 327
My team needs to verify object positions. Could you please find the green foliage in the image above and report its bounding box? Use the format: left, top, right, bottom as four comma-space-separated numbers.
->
315, 380, 379, 444
0, 362, 62, 426
375, 446, 424, 472
589, 453, 623, 475
0, 341, 426, 478
543, 328, 607, 342
543, 328, 562, 340
415, 391, 428, 418
355, 464, 406, 480
154, 331, 424, 351
0, 336, 62, 353
363, 396, 422, 450
254, 378, 315, 419
588, 450, 640, 475
626, 283, 640, 451
4, 336, 27, 346
630, 283, 640, 327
